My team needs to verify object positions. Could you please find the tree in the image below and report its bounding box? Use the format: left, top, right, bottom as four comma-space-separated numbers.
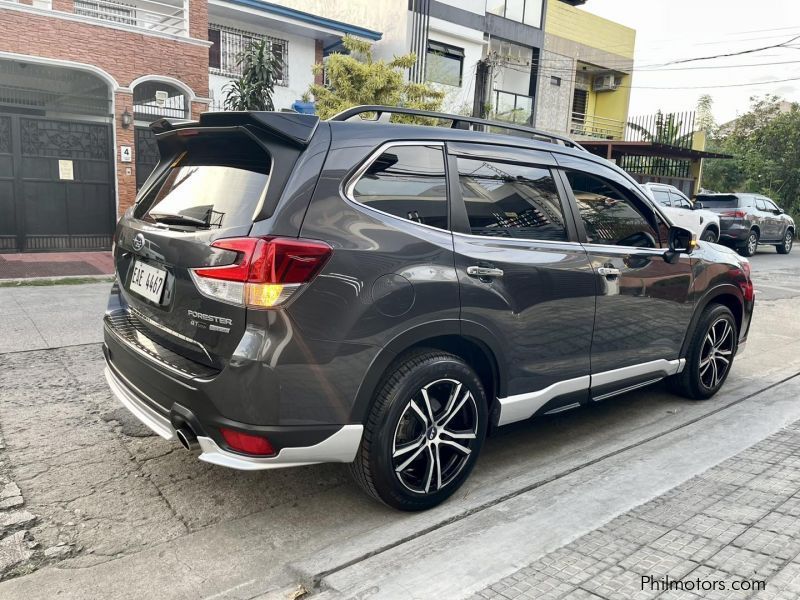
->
308, 36, 444, 122
703, 95, 800, 220
224, 39, 281, 111
696, 94, 716, 133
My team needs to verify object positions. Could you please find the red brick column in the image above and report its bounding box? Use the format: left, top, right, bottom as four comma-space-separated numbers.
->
314, 39, 324, 86
115, 91, 136, 217
51, 0, 73, 13
191, 100, 207, 120
188, 0, 207, 41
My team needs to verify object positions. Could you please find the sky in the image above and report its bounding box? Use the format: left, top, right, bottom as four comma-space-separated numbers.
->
580, 0, 800, 123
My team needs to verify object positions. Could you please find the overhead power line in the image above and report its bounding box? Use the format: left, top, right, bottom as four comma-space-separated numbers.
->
652, 34, 800, 66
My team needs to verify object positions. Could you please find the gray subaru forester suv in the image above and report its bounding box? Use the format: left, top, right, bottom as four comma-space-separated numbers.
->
104, 106, 754, 510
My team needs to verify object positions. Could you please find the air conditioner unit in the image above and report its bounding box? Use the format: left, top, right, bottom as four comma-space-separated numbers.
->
593, 75, 620, 92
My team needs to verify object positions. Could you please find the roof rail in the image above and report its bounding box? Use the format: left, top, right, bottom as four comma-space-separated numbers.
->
329, 105, 586, 151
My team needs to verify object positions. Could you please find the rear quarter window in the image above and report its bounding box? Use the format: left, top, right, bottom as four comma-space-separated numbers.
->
350, 144, 448, 230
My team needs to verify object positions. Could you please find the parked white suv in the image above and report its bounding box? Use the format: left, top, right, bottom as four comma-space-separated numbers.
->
641, 183, 721, 242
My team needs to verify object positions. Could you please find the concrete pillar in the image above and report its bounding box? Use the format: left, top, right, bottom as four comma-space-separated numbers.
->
314, 39, 324, 86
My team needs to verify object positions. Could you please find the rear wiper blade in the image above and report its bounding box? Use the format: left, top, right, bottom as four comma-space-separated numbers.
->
149, 213, 209, 228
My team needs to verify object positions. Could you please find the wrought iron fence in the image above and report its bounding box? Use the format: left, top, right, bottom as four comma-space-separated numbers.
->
625, 111, 696, 149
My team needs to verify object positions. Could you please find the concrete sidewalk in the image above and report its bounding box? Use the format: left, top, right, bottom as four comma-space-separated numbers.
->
472, 422, 800, 600
0, 282, 109, 353
0, 252, 113, 280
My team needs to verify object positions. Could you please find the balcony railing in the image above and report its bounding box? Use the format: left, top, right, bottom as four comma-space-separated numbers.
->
73, 0, 187, 36
570, 112, 625, 140
490, 90, 534, 126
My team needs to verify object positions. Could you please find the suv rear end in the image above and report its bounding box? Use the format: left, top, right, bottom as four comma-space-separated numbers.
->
696, 193, 752, 250
104, 112, 365, 468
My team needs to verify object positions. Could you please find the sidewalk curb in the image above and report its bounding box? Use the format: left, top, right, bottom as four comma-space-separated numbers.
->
0, 275, 114, 287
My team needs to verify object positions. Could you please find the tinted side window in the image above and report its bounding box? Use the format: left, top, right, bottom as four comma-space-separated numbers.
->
456, 158, 568, 241
755, 198, 767, 211
765, 199, 780, 211
651, 189, 671, 207
351, 145, 448, 230
565, 170, 660, 248
670, 191, 692, 209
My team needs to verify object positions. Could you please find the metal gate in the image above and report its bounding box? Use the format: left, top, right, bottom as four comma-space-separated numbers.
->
135, 126, 160, 191
0, 115, 115, 252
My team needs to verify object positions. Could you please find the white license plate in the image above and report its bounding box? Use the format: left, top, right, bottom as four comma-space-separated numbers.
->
130, 260, 167, 304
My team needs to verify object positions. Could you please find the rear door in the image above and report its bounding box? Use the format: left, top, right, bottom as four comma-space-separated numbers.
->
556, 155, 694, 399
448, 143, 595, 424
114, 124, 305, 368
757, 196, 780, 240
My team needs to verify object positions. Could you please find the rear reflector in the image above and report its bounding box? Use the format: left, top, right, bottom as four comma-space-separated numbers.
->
191, 237, 332, 308
220, 428, 275, 456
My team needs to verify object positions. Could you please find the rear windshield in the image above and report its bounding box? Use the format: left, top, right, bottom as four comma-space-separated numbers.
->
136, 132, 270, 230
696, 194, 739, 208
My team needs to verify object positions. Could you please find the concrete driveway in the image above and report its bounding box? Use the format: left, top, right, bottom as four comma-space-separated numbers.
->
0, 246, 798, 599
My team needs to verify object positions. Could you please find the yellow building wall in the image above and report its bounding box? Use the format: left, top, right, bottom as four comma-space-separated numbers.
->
545, 1, 635, 59
593, 74, 633, 125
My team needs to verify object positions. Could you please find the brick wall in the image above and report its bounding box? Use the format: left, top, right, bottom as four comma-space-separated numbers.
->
0, 9, 209, 95
51, 0, 73, 13
114, 92, 137, 215
188, 0, 207, 43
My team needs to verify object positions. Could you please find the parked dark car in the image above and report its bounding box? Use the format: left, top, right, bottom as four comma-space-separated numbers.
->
695, 192, 795, 256
103, 107, 754, 510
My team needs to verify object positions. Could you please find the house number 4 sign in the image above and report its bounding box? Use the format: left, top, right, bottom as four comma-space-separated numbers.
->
120, 146, 132, 163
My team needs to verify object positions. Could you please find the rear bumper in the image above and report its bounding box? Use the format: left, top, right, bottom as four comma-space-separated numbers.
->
104, 363, 362, 470
718, 224, 750, 244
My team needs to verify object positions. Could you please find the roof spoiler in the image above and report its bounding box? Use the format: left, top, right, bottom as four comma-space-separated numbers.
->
149, 112, 320, 147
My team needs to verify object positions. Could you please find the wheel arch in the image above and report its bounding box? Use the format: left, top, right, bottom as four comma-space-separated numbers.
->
680, 285, 744, 357
349, 321, 506, 424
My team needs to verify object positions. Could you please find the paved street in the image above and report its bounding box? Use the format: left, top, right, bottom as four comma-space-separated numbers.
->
0, 246, 798, 599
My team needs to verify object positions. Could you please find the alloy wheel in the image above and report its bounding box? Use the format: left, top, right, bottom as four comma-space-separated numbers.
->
747, 233, 758, 255
699, 317, 735, 389
392, 378, 478, 495
785, 232, 793, 252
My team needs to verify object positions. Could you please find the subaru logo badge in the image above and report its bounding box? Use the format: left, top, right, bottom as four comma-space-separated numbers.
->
132, 233, 145, 252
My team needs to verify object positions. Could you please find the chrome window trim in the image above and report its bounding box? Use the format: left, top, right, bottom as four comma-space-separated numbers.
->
341, 141, 451, 235
451, 229, 587, 249
496, 358, 686, 426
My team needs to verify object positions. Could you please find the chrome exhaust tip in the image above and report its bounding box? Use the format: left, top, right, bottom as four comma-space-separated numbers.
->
175, 426, 199, 451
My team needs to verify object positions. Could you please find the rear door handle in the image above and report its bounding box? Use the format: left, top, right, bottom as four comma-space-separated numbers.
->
467, 266, 504, 278
597, 267, 620, 277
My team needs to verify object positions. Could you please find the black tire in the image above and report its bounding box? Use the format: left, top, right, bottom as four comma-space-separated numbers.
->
777, 229, 794, 255
701, 229, 718, 243
738, 230, 758, 257
667, 304, 737, 400
350, 349, 488, 511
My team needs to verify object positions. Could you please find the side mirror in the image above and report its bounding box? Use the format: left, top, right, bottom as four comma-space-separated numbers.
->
773, 208, 784, 215
693, 201, 704, 210
663, 226, 695, 264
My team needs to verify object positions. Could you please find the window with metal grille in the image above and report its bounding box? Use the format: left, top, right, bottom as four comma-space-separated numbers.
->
208, 25, 288, 86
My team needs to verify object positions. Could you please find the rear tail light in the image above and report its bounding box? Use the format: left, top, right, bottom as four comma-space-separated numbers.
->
740, 260, 754, 302
219, 427, 275, 456
190, 237, 332, 308
721, 210, 746, 218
